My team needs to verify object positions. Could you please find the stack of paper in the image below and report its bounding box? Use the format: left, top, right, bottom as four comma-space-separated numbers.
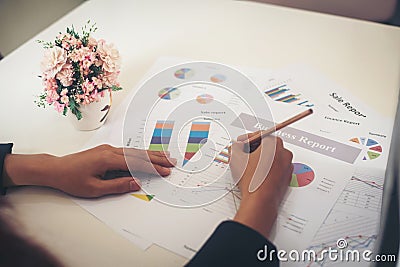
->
75, 57, 394, 265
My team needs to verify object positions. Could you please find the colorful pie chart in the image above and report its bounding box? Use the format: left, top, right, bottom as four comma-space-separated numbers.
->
158, 87, 180, 100
196, 94, 214, 104
174, 68, 194, 79
349, 137, 382, 160
210, 74, 226, 83
290, 163, 315, 187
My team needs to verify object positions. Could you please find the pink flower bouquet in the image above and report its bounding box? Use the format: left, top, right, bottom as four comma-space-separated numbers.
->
36, 21, 122, 120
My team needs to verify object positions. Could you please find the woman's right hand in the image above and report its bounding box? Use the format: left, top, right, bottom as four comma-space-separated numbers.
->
229, 133, 293, 238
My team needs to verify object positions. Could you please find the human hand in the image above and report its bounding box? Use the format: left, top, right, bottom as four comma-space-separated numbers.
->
3, 144, 176, 198
230, 133, 293, 238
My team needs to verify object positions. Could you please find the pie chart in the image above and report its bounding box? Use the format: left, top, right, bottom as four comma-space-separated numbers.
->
290, 163, 315, 187
349, 137, 382, 160
158, 87, 180, 100
196, 94, 214, 104
210, 74, 226, 83
174, 68, 194, 79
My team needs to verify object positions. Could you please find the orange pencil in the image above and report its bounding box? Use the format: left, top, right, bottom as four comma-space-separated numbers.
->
243, 109, 313, 152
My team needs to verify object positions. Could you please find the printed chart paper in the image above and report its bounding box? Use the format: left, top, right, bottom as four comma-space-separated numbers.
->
75, 57, 394, 261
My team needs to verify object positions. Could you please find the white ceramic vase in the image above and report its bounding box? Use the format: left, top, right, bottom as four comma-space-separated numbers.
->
68, 91, 112, 131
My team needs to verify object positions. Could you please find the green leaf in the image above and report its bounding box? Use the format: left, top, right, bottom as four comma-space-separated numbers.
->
75, 109, 82, 120
34, 93, 47, 108
63, 106, 68, 116
69, 97, 83, 120
111, 85, 123, 91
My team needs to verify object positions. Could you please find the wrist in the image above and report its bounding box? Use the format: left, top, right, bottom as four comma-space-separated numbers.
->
234, 196, 278, 238
3, 154, 60, 187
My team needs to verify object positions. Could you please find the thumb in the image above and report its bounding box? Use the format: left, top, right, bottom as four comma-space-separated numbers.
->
230, 141, 245, 156
96, 177, 141, 196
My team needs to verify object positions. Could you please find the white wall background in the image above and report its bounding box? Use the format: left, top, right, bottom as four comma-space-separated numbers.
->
0, 0, 85, 57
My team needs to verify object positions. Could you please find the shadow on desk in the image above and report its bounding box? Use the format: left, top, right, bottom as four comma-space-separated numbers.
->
252, 0, 400, 26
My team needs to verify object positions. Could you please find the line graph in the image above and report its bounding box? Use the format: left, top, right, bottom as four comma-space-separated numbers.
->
307, 232, 377, 266
350, 176, 383, 190
307, 208, 380, 266
338, 173, 384, 212
307, 168, 384, 266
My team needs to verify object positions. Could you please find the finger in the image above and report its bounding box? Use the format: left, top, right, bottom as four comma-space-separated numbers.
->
281, 161, 294, 183
278, 164, 294, 197
275, 137, 284, 149
147, 153, 177, 167
122, 147, 146, 158
153, 164, 172, 177
128, 157, 172, 177
98, 145, 171, 160
100, 152, 129, 171
147, 150, 171, 158
284, 148, 294, 164
93, 177, 141, 197
102, 149, 175, 171
100, 151, 174, 176
231, 141, 245, 153
123, 148, 171, 162
230, 141, 247, 162
256, 136, 279, 154
268, 150, 294, 186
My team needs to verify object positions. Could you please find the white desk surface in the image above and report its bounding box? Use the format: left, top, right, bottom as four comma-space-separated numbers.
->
1, 0, 400, 266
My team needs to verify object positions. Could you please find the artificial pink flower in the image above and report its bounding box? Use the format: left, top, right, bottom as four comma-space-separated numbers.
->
92, 77, 103, 89
82, 58, 93, 70
37, 23, 123, 120
88, 36, 97, 48
45, 90, 59, 105
60, 89, 68, 96
56, 63, 74, 86
101, 71, 119, 87
84, 50, 96, 69
81, 94, 91, 105
62, 41, 70, 50
53, 101, 65, 113
44, 78, 58, 91
70, 47, 90, 62
97, 40, 120, 72
41, 46, 67, 78
60, 95, 69, 104
69, 51, 81, 62
82, 80, 95, 94
69, 36, 82, 48
74, 95, 82, 104
94, 58, 102, 67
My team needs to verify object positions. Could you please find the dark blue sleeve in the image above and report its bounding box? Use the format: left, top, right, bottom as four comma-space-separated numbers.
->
0, 143, 13, 195
186, 220, 279, 267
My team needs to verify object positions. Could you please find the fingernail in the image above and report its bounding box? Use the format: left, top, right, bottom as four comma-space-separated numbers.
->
130, 178, 141, 191
161, 167, 171, 176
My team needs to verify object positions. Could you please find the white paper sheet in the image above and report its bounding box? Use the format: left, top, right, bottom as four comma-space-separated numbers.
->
74, 57, 394, 260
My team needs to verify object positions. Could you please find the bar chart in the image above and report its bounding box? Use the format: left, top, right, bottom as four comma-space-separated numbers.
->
265, 84, 314, 107
148, 120, 175, 151
183, 121, 211, 166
